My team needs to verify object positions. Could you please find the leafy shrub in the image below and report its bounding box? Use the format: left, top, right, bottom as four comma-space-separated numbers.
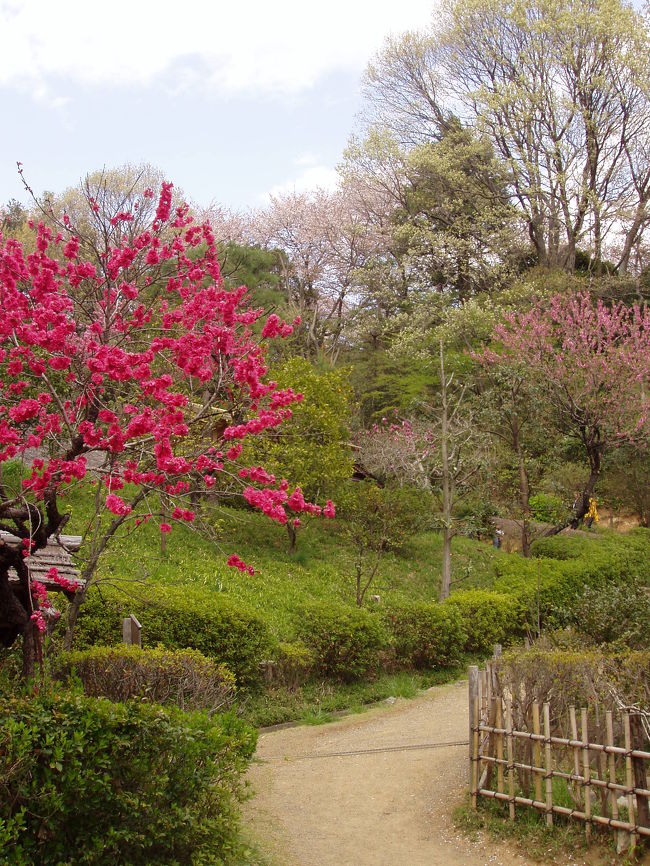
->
496, 647, 650, 735
444, 589, 523, 654
272, 641, 314, 690
383, 602, 466, 669
58, 645, 236, 712
73, 583, 272, 688
491, 530, 650, 628
453, 497, 498, 540
528, 493, 567, 524
559, 579, 650, 648
0, 689, 256, 866
294, 601, 387, 681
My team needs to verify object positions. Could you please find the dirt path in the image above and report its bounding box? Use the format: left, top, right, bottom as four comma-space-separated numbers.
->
243, 680, 546, 866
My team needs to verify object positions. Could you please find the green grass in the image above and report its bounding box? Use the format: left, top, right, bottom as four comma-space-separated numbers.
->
240, 666, 467, 727
59, 482, 510, 634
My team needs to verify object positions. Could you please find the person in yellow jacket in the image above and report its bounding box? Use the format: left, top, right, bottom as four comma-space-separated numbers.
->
585, 497, 599, 529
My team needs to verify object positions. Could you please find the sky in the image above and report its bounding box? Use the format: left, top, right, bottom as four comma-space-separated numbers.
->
0, 0, 434, 212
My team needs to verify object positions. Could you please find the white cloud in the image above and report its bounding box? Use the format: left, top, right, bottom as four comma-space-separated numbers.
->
0, 0, 433, 98
265, 164, 340, 201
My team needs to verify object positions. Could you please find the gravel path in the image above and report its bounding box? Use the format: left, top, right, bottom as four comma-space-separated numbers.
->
244, 680, 543, 866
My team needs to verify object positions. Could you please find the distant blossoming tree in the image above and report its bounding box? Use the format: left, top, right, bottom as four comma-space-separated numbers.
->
483, 293, 650, 533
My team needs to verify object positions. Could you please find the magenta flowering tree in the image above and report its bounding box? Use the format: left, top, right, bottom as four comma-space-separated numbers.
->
484, 292, 650, 532
0, 179, 330, 677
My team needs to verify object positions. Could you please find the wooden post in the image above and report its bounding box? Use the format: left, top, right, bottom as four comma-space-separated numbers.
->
624, 714, 637, 848
469, 666, 479, 803
543, 702, 553, 827
122, 614, 142, 647
606, 711, 618, 821
496, 696, 504, 796
630, 714, 650, 830
532, 702, 543, 805
506, 694, 515, 821
569, 706, 582, 807
484, 695, 498, 791
581, 708, 592, 845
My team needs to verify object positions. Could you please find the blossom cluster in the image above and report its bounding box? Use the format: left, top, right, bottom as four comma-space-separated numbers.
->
0, 181, 335, 634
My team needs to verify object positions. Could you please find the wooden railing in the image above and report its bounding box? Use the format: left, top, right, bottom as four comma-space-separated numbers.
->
469, 661, 650, 852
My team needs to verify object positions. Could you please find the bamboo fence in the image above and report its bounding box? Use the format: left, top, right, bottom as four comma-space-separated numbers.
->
469, 661, 650, 852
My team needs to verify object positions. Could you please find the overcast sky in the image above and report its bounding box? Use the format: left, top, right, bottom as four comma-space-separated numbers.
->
0, 0, 434, 211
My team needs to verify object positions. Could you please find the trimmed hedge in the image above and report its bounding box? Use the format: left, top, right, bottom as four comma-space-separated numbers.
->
496, 647, 650, 729
444, 589, 523, 654
0, 690, 256, 866
294, 601, 387, 682
493, 528, 650, 628
383, 602, 466, 669
73, 583, 272, 688
58, 645, 237, 712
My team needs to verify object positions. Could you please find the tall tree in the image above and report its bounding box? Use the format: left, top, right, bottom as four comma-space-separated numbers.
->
363, 0, 650, 272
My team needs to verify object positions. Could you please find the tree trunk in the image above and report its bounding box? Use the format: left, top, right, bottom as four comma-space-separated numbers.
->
513, 417, 532, 557
64, 586, 87, 650
439, 340, 453, 600
543, 446, 601, 537
441, 524, 452, 600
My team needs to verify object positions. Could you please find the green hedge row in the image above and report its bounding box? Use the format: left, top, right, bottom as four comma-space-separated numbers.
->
0, 690, 256, 866
497, 527, 650, 626
74, 583, 272, 687
69, 530, 649, 686
58, 645, 237, 712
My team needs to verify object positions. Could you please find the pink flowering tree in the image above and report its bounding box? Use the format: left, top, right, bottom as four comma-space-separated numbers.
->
483, 292, 650, 533
0, 177, 330, 678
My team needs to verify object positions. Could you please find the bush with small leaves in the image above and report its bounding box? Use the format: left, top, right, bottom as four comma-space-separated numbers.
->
294, 601, 387, 682
58, 645, 236, 712
383, 601, 467, 669
0, 689, 256, 866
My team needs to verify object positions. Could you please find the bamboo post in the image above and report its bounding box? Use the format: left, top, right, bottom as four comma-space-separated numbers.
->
624, 714, 637, 848
484, 695, 497, 790
472, 691, 480, 808
630, 715, 650, 830
543, 702, 553, 827
595, 705, 609, 816
532, 702, 543, 805
469, 666, 479, 806
581, 708, 592, 845
506, 694, 515, 821
569, 706, 582, 807
606, 711, 618, 821
496, 696, 504, 796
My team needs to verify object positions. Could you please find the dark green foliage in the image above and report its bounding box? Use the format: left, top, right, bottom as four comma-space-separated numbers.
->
383, 601, 467, 669
528, 493, 566, 524
453, 498, 498, 540
0, 690, 256, 866
58, 645, 237, 712
560, 579, 650, 649
493, 529, 650, 629
294, 601, 387, 681
444, 589, 523, 654
74, 583, 272, 688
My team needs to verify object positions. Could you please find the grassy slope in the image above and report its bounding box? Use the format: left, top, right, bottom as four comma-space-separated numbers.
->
60, 482, 503, 637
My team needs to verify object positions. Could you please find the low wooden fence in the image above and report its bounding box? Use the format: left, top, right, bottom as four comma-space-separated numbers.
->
469, 661, 650, 851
